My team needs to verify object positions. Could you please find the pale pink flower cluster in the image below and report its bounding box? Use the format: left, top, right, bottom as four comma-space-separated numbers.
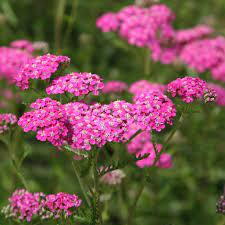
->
97, 4, 175, 48
2, 189, 81, 222
0, 113, 17, 134
0, 47, 32, 82
136, 142, 172, 168
46, 72, 104, 96
133, 91, 176, 132
180, 37, 225, 82
18, 98, 68, 146
10, 39, 34, 53
207, 83, 225, 106
167, 76, 209, 103
100, 169, 126, 185
129, 80, 166, 96
16, 53, 70, 90
102, 80, 128, 94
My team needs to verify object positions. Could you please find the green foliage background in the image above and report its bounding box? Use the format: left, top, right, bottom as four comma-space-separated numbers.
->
0, 0, 225, 225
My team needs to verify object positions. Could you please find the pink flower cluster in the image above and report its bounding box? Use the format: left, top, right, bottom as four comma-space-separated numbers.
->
2, 189, 81, 222
133, 91, 176, 132
15, 53, 70, 90
97, 4, 214, 65
18, 98, 68, 146
100, 169, 126, 185
44, 192, 82, 218
124, 124, 172, 169
46, 72, 104, 97
136, 142, 172, 168
167, 76, 209, 103
10, 39, 34, 53
97, 4, 175, 48
129, 80, 166, 96
0, 47, 32, 82
0, 113, 17, 134
64, 100, 134, 150
180, 37, 225, 82
207, 83, 225, 106
102, 80, 128, 94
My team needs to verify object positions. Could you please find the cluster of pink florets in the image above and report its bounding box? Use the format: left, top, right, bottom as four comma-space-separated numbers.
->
136, 142, 172, 168
129, 80, 166, 96
124, 123, 172, 169
100, 169, 126, 185
102, 80, 128, 94
10, 39, 34, 53
44, 192, 82, 218
97, 4, 215, 66
46, 72, 104, 97
167, 76, 210, 103
18, 98, 68, 146
0, 113, 17, 134
133, 91, 176, 132
0, 47, 32, 82
15, 53, 70, 90
180, 37, 225, 82
97, 4, 175, 48
1, 189, 81, 222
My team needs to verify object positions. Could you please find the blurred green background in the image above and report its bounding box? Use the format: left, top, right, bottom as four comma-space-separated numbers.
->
0, 0, 225, 225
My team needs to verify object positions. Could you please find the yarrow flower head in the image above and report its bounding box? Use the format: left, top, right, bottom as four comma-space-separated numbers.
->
0, 113, 17, 134
44, 192, 82, 219
1, 189, 45, 222
167, 76, 210, 103
64, 100, 134, 151
1, 189, 82, 222
102, 80, 128, 94
129, 80, 166, 96
136, 142, 172, 168
16, 53, 70, 90
100, 169, 126, 185
0, 47, 32, 82
133, 91, 176, 132
18, 98, 68, 147
96, 12, 119, 32
10, 39, 34, 53
46, 72, 104, 97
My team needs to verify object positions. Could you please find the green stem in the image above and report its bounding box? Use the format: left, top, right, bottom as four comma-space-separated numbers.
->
92, 151, 101, 225
127, 181, 145, 225
153, 112, 183, 167
143, 48, 151, 80
54, 0, 66, 52
127, 129, 142, 143
8, 129, 29, 190
73, 215, 91, 224
72, 161, 91, 208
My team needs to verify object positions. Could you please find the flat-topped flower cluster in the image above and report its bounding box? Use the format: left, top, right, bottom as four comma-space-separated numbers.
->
1, 189, 81, 222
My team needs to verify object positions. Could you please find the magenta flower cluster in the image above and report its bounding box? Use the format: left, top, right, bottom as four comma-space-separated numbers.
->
136, 142, 172, 168
102, 80, 128, 94
2, 189, 81, 222
18, 98, 68, 146
16, 53, 70, 90
167, 76, 209, 103
133, 91, 176, 132
0, 47, 32, 82
0, 113, 17, 134
129, 80, 166, 96
46, 72, 104, 97
10, 39, 34, 53
97, 4, 175, 48
180, 37, 225, 82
